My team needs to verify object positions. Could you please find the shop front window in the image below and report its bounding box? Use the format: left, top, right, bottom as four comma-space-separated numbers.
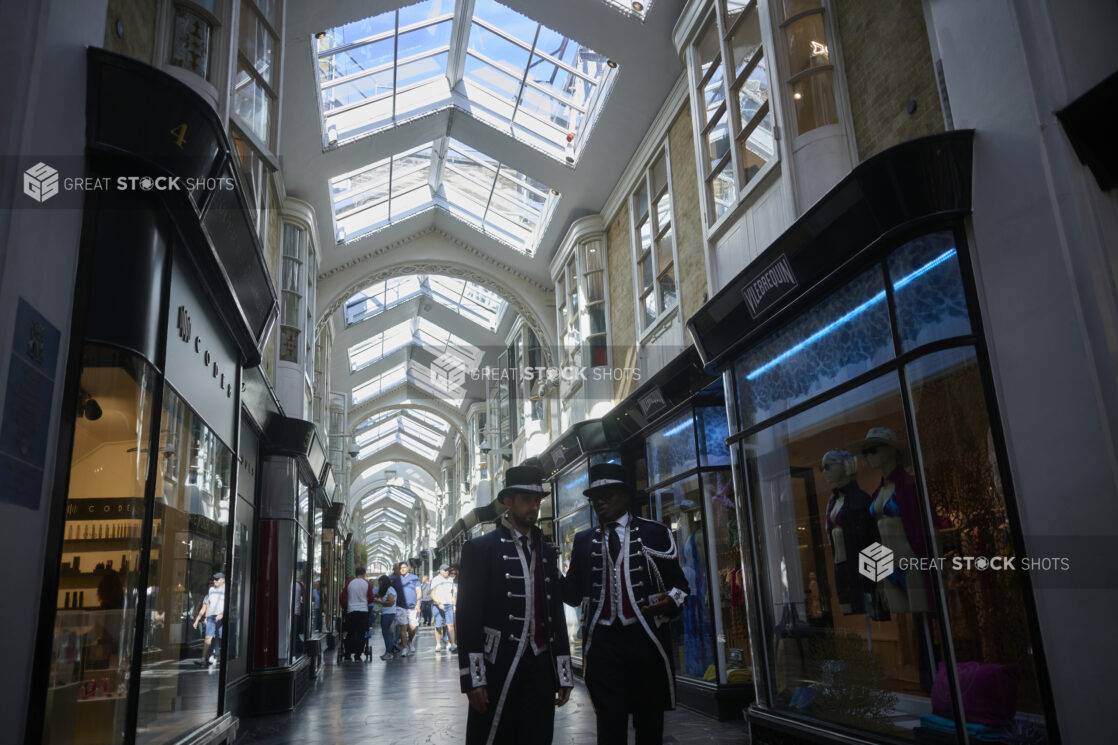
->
44, 346, 157, 745
733, 230, 1049, 742
708, 469, 752, 684
647, 410, 697, 484
226, 495, 252, 680
557, 504, 593, 657
654, 475, 717, 681
137, 386, 232, 744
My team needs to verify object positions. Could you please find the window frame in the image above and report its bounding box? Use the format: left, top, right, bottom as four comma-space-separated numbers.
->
231, 0, 282, 153
774, 3, 840, 139
687, 1, 781, 231
630, 142, 681, 338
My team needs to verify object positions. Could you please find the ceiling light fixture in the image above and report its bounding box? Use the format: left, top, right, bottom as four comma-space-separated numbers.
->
315, 31, 327, 39
550, 189, 559, 196
632, 1, 644, 11
327, 124, 339, 145
607, 59, 617, 69
793, 91, 803, 100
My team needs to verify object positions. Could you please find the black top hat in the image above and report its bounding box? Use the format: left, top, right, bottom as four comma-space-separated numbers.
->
583, 463, 637, 498
497, 465, 549, 503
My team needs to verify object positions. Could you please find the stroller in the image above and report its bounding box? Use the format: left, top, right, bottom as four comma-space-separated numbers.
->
336, 611, 373, 663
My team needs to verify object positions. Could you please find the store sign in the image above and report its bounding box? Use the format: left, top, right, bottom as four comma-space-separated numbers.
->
742, 254, 798, 319
166, 258, 237, 446
0, 299, 60, 510
65, 497, 145, 519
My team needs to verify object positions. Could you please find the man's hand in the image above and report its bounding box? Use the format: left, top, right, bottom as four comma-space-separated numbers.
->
192, 618, 199, 629
216, 613, 223, 622
640, 596, 675, 618
466, 686, 489, 713
555, 686, 572, 708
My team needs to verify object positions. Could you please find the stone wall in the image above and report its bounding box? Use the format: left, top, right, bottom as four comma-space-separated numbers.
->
834, 0, 944, 161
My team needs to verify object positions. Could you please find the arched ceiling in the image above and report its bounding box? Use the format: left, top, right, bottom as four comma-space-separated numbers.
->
280, 0, 685, 548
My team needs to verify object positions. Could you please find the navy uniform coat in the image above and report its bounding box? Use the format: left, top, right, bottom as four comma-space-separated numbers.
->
561, 515, 690, 710
456, 517, 574, 745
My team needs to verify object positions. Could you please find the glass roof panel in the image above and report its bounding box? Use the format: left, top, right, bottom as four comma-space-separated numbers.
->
459, 0, 611, 155
426, 275, 505, 330
318, 1, 453, 143
437, 137, 551, 250
348, 319, 413, 372
317, 0, 616, 160
344, 274, 505, 330
345, 276, 424, 325
331, 144, 436, 241
352, 362, 407, 405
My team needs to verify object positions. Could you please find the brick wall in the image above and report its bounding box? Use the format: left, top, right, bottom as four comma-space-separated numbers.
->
607, 201, 636, 401
102, 0, 157, 64
667, 104, 707, 334
834, 0, 944, 161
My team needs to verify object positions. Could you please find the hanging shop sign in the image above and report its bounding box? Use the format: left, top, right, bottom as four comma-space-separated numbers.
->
742, 254, 798, 318
166, 256, 237, 447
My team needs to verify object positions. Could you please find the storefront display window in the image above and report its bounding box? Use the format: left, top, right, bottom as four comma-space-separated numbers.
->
735, 266, 894, 430
655, 476, 717, 681
292, 482, 311, 660
708, 470, 752, 685
45, 345, 156, 745
227, 496, 253, 680
733, 230, 1048, 742
697, 405, 731, 468
557, 505, 592, 656
137, 386, 232, 744
647, 410, 697, 484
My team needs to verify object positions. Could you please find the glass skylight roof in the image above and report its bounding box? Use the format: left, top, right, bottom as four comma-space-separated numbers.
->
315, 0, 615, 160
317, 2, 453, 143
351, 359, 466, 407
347, 317, 483, 373
345, 274, 507, 331
330, 138, 556, 252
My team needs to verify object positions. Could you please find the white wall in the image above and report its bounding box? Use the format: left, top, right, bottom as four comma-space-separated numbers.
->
926, 1, 1118, 742
0, 0, 108, 740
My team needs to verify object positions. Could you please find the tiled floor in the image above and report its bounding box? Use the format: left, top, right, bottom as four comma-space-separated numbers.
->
235, 627, 749, 744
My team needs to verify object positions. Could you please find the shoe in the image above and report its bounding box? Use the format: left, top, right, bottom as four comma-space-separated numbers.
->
408, 642, 416, 653
400, 648, 410, 657
433, 644, 443, 652
449, 644, 457, 652
195, 659, 212, 667
380, 652, 394, 660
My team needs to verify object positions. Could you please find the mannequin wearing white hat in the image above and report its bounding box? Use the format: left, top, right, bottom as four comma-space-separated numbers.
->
858, 428, 928, 613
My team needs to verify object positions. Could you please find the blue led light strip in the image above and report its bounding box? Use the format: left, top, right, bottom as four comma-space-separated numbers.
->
745, 248, 957, 381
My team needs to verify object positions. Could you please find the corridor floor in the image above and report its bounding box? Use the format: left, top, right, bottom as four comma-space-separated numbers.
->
235, 627, 750, 744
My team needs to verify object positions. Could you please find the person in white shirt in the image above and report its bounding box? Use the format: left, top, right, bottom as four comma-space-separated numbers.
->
340, 567, 375, 661
430, 564, 458, 652
192, 572, 226, 667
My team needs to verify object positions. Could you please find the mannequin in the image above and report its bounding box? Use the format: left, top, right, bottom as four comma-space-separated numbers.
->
820, 449, 878, 615
858, 428, 928, 613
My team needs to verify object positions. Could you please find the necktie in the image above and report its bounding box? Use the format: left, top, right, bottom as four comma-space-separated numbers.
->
519, 535, 531, 560
607, 522, 621, 563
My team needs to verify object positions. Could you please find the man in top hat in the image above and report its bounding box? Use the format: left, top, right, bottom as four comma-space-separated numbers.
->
456, 465, 574, 745
561, 463, 690, 745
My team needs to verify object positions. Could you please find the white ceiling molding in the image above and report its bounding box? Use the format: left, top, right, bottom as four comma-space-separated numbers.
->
599, 72, 689, 228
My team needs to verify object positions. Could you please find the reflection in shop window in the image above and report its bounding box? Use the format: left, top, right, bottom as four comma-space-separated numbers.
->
137, 386, 231, 744
655, 476, 717, 681
732, 231, 1050, 742
45, 346, 157, 745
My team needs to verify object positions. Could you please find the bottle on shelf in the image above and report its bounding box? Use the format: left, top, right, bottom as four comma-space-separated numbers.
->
84, 524, 90, 539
